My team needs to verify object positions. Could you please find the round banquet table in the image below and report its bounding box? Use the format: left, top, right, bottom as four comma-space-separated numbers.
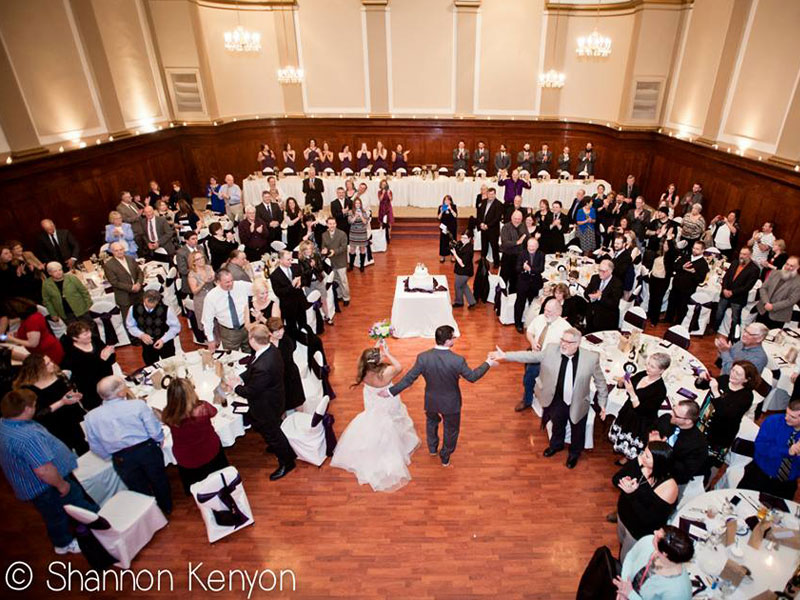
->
580, 330, 706, 418
242, 174, 609, 209
672, 489, 800, 598
762, 328, 800, 411
126, 350, 251, 465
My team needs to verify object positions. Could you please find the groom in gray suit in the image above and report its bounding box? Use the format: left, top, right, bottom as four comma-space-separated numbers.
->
385, 325, 495, 467
492, 327, 608, 468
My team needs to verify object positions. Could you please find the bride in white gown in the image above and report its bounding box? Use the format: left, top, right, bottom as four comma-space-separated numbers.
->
331, 340, 420, 492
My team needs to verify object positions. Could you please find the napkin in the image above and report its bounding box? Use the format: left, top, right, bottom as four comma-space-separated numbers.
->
760, 493, 790, 513
719, 559, 748, 586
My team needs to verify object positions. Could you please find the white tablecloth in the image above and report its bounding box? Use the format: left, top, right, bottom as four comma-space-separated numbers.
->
391, 276, 459, 339
243, 175, 608, 209
580, 331, 705, 418
127, 351, 249, 466
762, 328, 800, 410
673, 489, 800, 599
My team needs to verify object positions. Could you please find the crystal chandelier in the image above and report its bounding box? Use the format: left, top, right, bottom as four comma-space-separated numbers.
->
539, 69, 566, 88
277, 66, 305, 85
577, 28, 612, 57
224, 25, 261, 52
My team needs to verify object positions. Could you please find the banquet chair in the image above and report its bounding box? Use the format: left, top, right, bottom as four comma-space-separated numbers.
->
282, 167, 295, 175
680, 288, 716, 336
64, 491, 167, 568
750, 368, 774, 419
577, 170, 589, 179
715, 418, 759, 489
341, 167, 353, 176
663, 325, 691, 350
190, 466, 254, 544
37, 304, 68, 339
559, 170, 570, 180
438, 167, 449, 175
323, 167, 335, 176
394, 167, 407, 176
371, 228, 387, 253
676, 475, 705, 511
411, 167, 422, 176
305, 288, 323, 334
181, 298, 206, 345
262, 167, 275, 175
786, 305, 800, 329
281, 395, 333, 466
359, 168, 371, 177
89, 299, 130, 347
519, 170, 530, 178
492, 279, 516, 325
455, 169, 467, 177
621, 307, 647, 333
475, 169, 487, 178
537, 170, 551, 180
73, 451, 127, 507
374, 168, 387, 176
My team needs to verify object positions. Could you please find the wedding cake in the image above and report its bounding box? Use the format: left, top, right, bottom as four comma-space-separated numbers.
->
408, 263, 434, 291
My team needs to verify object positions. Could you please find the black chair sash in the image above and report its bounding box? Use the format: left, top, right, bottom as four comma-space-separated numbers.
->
195, 472, 250, 529
311, 412, 338, 456
687, 298, 717, 333
664, 329, 691, 349
623, 311, 646, 330
89, 307, 121, 345
493, 284, 504, 316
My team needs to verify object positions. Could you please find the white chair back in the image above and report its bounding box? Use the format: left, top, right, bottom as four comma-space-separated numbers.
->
64, 503, 100, 525
191, 466, 254, 543
89, 299, 130, 347
664, 324, 691, 349
621, 306, 647, 332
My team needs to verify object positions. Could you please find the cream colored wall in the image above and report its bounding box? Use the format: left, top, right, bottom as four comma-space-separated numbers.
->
195, 5, 285, 118
297, 0, 367, 113
552, 11, 635, 122
475, 0, 544, 115
720, 0, 800, 152
388, 0, 454, 114
0, 124, 9, 155
148, 0, 200, 68
665, 0, 734, 133
0, 0, 103, 143
92, 0, 164, 128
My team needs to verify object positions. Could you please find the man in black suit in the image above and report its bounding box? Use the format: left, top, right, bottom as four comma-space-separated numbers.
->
329, 187, 352, 235
134, 205, 176, 259
652, 400, 708, 486
665, 241, 709, 325
514, 237, 545, 332
302, 166, 324, 212
36, 219, 80, 269
232, 324, 295, 481
255, 190, 284, 246
622, 174, 641, 201
602, 235, 633, 288
384, 325, 495, 467
714, 246, 761, 340
567, 189, 587, 224
476, 187, 503, 270
535, 143, 553, 175
584, 259, 624, 333
269, 250, 307, 332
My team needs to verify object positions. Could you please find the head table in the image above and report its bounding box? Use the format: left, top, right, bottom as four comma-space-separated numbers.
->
673, 489, 800, 598
243, 174, 608, 210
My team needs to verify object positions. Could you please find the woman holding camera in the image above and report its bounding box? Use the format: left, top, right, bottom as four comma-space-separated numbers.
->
437, 195, 458, 263
451, 230, 476, 309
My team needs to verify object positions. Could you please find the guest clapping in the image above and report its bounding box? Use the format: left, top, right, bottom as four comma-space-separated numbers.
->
705, 361, 759, 467
125, 290, 181, 366
239, 205, 270, 262
105, 211, 137, 256
514, 237, 545, 333
162, 378, 229, 495
245, 279, 281, 330
266, 317, 305, 413
451, 230, 476, 309
298, 240, 333, 325
206, 222, 238, 271
61, 320, 115, 411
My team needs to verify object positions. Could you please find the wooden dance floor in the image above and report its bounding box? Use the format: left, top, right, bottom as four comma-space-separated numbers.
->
0, 235, 725, 599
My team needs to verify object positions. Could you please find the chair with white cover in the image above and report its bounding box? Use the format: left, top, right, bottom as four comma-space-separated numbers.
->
341, 167, 354, 176
578, 169, 589, 179
73, 452, 127, 507
64, 491, 167, 568
715, 418, 759, 489
89, 300, 130, 347
411, 166, 422, 176
559, 170, 571, 180
394, 167, 407, 176
492, 279, 516, 325
282, 167, 296, 175
281, 395, 334, 466
680, 288, 716, 336
371, 228, 387, 253
190, 466, 254, 544
437, 167, 449, 175
261, 167, 275, 176
359, 167, 371, 177
475, 169, 487, 178
663, 325, 691, 350
182, 297, 206, 344
455, 168, 467, 177
323, 167, 335, 176
374, 167, 387, 176
537, 170, 551, 180
676, 475, 706, 511
305, 288, 322, 333
621, 306, 647, 333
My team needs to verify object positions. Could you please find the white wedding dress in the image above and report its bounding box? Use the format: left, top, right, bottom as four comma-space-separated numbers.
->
330, 384, 420, 492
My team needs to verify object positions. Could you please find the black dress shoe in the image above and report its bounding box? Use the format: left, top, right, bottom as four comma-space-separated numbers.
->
343, 300, 350, 306
269, 462, 296, 481
543, 447, 560, 457
605, 512, 618, 523
566, 455, 579, 469
514, 401, 529, 412
452, 303, 464, 308
515, 325, 525, 333
467, 303, 477, 310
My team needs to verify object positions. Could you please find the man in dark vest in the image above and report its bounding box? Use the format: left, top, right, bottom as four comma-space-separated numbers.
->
125, 290, 181, 366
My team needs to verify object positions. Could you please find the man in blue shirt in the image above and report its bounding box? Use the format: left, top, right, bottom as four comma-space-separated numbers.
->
0, 389, 99, 554
84, 376, 172, 514
739, 398, 800, 500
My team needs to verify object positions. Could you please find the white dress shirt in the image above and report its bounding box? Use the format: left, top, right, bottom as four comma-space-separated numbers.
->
526, 315, 570, 347
562, 354, 575, 406
125, 305, 181, 343
201, 280, 253, 341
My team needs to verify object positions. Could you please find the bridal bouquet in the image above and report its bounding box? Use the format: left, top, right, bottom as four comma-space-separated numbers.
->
368, 319, 394, 340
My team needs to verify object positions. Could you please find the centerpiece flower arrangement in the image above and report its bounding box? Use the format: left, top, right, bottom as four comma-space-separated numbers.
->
368, 319, 394, 340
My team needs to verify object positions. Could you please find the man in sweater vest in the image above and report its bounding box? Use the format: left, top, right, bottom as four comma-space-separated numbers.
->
125, 290, 181, 366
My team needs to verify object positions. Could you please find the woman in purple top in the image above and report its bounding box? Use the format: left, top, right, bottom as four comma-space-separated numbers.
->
356, 142, 371, 173
339, 144, 353, 172
392, 144, 410, 173
498, 169, 531, 204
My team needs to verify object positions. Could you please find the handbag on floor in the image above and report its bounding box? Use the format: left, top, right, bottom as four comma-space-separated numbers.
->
575, 545, 620, 600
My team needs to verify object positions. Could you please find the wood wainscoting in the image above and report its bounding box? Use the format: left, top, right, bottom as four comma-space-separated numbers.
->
1, 119, 799, 255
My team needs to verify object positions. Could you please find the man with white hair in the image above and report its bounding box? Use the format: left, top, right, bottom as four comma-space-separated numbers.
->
84, 376, 172, 514
516, 298, 571, 412
756, 256, 800, 330
748, 222, 775, 270
492, 327, 608, 468
584, 259, 623, 333
41, 262, 92, 324
302, 166, 324, 212
500, 210, 525, 297
238, 205, 270, 262
36, 219, 80, 269
103, 241, 144, 318
219, 173, 242, 221
715, 322, 769, 376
